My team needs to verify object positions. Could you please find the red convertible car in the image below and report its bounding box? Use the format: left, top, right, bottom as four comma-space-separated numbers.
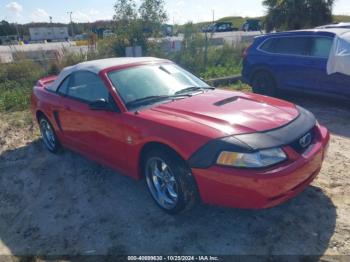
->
31, 57, 330, 214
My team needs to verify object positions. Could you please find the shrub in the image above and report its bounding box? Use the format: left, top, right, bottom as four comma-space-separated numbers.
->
0, 60, 44, 84
0, 60, 44, 112
47, 49, 89, 75
146, 30, 245, 79
0, 80, 32, 111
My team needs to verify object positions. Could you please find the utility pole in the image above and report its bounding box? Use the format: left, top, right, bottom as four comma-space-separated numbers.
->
67, 11, 74, 38
212, 9, 215, 23
15, 22, 20, 42
49, 16, 54, 41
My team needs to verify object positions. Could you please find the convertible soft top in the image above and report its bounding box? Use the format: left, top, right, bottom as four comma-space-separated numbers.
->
46, 57, 166, 92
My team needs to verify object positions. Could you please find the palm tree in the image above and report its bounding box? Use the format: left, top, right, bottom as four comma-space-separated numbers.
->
263, 0, 334, 32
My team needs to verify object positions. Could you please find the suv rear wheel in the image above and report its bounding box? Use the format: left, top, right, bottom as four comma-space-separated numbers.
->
251, 71, 277, 97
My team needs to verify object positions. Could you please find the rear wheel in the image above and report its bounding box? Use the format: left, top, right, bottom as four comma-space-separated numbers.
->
251, 71, 277, 97
144, 148, 198, 214
39, 116, 61, 153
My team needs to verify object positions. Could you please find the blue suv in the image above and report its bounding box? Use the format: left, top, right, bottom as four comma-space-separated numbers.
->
242, 29, 350, 99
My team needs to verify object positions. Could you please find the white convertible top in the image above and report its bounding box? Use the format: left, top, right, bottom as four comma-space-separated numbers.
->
327, 30, 350, 76
47, 57, 167, 92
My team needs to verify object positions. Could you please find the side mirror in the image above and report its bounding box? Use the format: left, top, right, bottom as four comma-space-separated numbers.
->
89, 99, 114, 111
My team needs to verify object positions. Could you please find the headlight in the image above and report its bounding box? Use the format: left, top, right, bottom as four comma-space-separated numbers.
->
216, 148, 287, 168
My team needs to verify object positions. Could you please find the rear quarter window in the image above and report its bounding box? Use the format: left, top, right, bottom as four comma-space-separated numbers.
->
311, 37, 334, 58
259, 38, 276, 52
57, 76, 70, 95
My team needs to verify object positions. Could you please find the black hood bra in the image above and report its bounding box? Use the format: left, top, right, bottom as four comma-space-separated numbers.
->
188, 106, 316, 169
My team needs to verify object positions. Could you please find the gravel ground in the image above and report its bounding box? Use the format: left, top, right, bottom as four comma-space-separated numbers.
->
0, 95, 349, 258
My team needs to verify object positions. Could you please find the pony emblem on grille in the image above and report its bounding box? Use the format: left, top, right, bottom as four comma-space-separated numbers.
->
299, 133, 312, 148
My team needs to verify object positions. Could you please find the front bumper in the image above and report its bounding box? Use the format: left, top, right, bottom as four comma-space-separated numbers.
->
191, 125, 330, 209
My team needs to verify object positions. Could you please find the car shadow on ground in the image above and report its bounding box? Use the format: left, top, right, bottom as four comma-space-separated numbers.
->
279, 92, 350, 138
0, 138, 336, 257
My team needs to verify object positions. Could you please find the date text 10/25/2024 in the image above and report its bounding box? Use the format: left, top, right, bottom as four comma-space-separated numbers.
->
127, 256, 220, 261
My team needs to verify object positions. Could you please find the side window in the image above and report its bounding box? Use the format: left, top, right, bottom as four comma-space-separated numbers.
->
67, 71, 110, 103
311, 37, 333, 58
260, 38, 277, 53
274, 37, 311, 56
57, 76, 71, 95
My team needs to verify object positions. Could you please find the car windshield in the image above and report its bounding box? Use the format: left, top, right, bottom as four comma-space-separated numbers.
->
107, 63, 211, 109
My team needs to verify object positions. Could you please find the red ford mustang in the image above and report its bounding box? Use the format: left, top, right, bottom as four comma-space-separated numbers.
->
31, 57, 330, 214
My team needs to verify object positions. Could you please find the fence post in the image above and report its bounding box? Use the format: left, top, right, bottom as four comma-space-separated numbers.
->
204, 31, 208, 69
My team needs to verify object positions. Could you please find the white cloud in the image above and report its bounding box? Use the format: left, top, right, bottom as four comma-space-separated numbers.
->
68, 10, 112, 23
89, 9, 100, 16
72, 11, 91, 23
30, 8, 50, 22
6, 2, 23, 14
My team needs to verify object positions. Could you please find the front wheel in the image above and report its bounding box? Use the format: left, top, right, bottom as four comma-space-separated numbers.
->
251, 71, 277, 97
144, 148, 198, 214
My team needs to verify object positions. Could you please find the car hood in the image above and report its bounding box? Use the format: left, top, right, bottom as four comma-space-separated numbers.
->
150, 89, 299, 136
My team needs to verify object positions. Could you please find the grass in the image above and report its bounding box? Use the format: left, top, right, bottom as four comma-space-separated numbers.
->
0, 60, 44, 113
0, 82, 32, 112
201, 64, 242, 79
220, 81, 252, 92
333, 15, 350, 23
0, 110, 34, 129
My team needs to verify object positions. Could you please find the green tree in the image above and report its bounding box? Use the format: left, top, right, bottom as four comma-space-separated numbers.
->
139, 0, 168, 36
0, 20, 17, 36
113, 0, 147, 55
114, 0, 137, 28
263, 0, 334, 32
113, 0, 138, 38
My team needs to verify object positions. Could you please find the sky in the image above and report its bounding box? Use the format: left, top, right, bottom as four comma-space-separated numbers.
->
1, 0, 350, 25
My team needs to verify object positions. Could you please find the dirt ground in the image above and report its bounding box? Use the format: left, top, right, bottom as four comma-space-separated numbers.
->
0, 95, 349, 258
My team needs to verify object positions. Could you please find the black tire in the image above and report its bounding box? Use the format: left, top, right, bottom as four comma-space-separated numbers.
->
38, 116, 61, 153
143, 147, 199, 214
251, 70, 277, 97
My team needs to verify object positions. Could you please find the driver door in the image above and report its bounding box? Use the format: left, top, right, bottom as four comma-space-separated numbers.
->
57, 71, 128, 171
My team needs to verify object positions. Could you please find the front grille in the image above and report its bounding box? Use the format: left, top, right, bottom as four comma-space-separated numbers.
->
289, 126, 316, 154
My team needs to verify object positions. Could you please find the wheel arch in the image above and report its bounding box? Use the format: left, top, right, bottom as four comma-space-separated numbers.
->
138, 141, 189, 179
36, 110, 47, 122
250, 65, 279, 88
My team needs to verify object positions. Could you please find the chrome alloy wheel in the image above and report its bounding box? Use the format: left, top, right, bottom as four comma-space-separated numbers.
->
39, 118, 56, 151
145, 157, 179, 210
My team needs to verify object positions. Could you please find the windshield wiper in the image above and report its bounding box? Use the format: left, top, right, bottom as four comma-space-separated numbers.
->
175, 86, 215, 95
126, 94, 191, 108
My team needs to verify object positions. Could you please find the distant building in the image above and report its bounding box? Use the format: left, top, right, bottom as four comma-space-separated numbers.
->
29, 27, 69, 41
